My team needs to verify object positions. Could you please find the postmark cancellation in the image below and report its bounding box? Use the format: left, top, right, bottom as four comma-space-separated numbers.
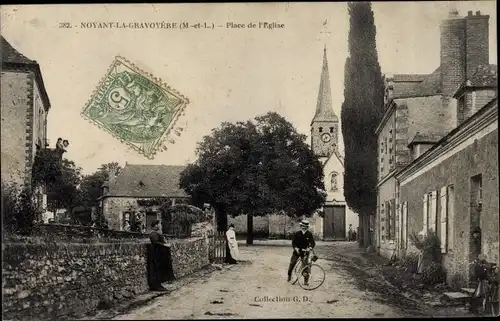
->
81, 56, 189, 159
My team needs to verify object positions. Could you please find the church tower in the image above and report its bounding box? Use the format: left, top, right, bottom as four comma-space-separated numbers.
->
311, 46, 339, 162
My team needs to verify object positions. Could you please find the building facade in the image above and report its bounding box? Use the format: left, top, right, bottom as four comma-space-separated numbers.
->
101, 164, 190, 231
396, 96, 498, 287
1, 36, 51, 187
375, 10, 492, 259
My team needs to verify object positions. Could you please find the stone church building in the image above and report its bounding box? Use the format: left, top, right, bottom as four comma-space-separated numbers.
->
229, 47, 358, 240
310, 47, 358, 240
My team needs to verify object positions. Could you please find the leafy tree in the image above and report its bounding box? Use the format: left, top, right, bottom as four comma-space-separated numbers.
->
79, 162, 123, 209
46, 158, 83, 212
180, 112, 326, 245
2, 182, 41, 235
341, 2, 385, 247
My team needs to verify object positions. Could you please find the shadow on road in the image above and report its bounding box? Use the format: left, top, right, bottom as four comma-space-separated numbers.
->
315, 243, 435, 317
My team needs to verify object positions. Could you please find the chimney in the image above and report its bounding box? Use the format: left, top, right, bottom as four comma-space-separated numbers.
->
440, 12, 466, 97
465, 12, 489, 78
108, 168, 117, 187
384, 74, 394, 106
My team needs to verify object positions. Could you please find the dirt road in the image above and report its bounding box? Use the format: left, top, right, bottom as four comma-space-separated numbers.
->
112, 243, 409, 319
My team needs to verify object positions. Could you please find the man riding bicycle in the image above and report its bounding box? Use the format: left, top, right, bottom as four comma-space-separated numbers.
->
287, 219, 316, 285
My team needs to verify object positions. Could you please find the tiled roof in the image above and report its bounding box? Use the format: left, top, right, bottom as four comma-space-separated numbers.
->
453, 64, 497, 98
415, 67, 442, 96
468, 64, 497, 87
393, 74, 428, 82
1, 36, 36, 65
391, 68, 442, 98
106, 164, 189, 198
408, 132, 445, 146
1, 36, 51, 110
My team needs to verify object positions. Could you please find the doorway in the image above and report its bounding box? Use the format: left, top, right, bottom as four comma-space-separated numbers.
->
323, 205, 346, 240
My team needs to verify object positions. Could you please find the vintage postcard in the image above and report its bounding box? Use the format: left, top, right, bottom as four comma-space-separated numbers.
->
1, 2, 498, 320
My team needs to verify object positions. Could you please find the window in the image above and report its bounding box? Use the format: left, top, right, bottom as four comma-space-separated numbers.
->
122, 211, 132, 230
329, 127, 334, 133
401, 201, 408, 249
423, 194, 429, 234
440, 186, 451, 253
470, 174, 482, 228
447, 185, 455, 251
386, 201, 392, 240
429, 191, 437, 232
319, 127, 323, 133
458, 95, 466, 123
330, 172, 338, 191
380, 203, 385, 241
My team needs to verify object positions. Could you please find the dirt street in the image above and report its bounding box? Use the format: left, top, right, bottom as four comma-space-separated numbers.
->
111, 242, 418, 319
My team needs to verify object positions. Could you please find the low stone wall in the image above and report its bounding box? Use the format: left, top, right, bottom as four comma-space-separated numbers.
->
170, 237, 209, 279
2, 237, 210, 320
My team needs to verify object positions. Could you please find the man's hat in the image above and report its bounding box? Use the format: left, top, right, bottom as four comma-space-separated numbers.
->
299, 220, 309, 227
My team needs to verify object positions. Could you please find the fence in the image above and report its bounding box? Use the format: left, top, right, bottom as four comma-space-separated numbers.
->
207, 230, 227, 264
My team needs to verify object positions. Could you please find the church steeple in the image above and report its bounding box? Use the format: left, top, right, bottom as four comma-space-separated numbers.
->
311, 46, 339, 159
311, 45, 338, 125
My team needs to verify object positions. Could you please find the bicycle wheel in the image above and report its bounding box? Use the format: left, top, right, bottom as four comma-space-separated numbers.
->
290, 260, 302, 285
298, 263, 325, 290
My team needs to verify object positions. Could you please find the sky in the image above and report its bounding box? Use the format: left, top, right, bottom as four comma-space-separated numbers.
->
1, 1, 497, 174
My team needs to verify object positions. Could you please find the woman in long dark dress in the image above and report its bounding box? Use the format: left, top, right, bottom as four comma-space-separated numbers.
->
148, 220, 170, 291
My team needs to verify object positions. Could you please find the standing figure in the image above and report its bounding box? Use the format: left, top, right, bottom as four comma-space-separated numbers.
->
62, 140, 69, 152
348, 224, 353, 241
225, 224, 239, 264
55, 137, 64, 150
148, 220, 169, 291
287, 220, 315, 285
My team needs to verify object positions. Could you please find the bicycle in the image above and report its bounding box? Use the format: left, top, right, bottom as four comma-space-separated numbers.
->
469, 259, 499, 316
290, 248, 325, 290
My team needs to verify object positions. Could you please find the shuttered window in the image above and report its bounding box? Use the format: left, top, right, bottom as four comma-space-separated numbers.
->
430, 191, 437, 233
440, 186, 448, 253
402, 202, 408, 249
390, 199, 396, 240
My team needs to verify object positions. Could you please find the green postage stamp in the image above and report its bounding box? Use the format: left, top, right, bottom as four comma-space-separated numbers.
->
81, 56, 189, 159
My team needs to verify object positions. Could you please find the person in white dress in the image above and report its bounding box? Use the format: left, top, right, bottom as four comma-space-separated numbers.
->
226, 224, 240, 263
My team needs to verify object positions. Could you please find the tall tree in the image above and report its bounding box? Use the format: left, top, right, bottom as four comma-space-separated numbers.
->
79, 162, 123, 208
341, 2, 385, 247
180, 112, 326, 245
46, 158, 83, 212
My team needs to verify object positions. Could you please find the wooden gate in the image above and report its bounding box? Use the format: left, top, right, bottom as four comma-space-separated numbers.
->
207, 230, 227, 263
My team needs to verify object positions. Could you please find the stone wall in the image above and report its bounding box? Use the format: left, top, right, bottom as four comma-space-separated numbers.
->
228, 215, 269, 236
2, 237, 210, 320
170, 237, 209, 279
228, 213, 325, 240
0, 71, 31, 186
2, 242, 149, 320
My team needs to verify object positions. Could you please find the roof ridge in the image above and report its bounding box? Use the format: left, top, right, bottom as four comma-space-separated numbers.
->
1, 35, 36, 64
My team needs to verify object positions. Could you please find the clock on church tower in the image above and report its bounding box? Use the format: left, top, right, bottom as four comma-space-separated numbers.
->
310, 46, 339, 158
